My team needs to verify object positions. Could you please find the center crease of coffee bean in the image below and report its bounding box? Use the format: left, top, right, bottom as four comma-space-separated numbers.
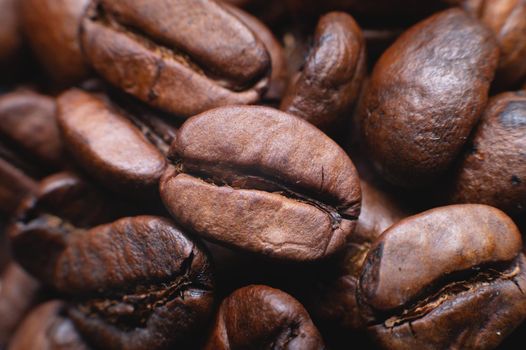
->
371, 259, 523, 329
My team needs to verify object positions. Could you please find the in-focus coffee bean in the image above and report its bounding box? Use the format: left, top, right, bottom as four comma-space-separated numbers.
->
80, 0, 271, 117
160, 106, 361, 261
57, 89, 168, 198
281, 12, 365, 130
357, 204, 526, 350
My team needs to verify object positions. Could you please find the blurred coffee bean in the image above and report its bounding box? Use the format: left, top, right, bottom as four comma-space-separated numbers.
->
9, 173, 212, 349
358, 204, 526, 349
281, 12, 365, 131
448, 91, 526, 216
0, 263, 41, 349
0, 90, 63, 169
160, 106, 361, 261
204, 285, 325, 350
0, 90, 63, 214
359, 9, 499, 187
8, 301, 90, 350
80, 0, 271, 117
11, 213, 214, 350
462, 0, 526, 90
20, 0, 91, 86
57, 89, 168, 198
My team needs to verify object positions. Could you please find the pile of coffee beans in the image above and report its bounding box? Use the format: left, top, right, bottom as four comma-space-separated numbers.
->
1, 0, 525, 349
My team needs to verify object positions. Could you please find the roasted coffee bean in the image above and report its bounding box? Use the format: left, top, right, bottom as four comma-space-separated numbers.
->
160, 106, 361, 261
359, 8, 499, 187
20, 0, 91, 85
8, 301, 91, 350
80, 0, 271, 117
280, 12, 365, 130
448, 91, 526, 215
224, 3, 287, 101
0, 90, 63, 172
357, 204, 526, 350
462, 0, 526, 89
0, 90, 63, 214
10, 214, 214, 350
57, 89, 168, 198
0, 263, 41, 348
205, 285, 325, 350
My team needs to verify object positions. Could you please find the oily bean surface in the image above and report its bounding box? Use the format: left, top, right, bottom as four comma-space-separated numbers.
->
160, 106, 361, 261
359, 8, 498, 187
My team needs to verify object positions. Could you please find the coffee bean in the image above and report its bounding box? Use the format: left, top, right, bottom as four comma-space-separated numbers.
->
20, 0, 91, 85
0, 90, 63, 171
204, 285, 325, 350
80, 0, 271, 117
463, 0, 526, 89
358, 204, 526, 349
12, 213, 214, 350
0, 90, 64, 214
224, 3, 288, 101
281, 12, 365, 130
448, 91, 526, 215
359, 8, 499, 187
160, 106, 361, 261
57, 89, 167, 198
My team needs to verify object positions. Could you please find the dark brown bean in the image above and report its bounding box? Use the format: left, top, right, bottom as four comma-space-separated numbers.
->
57, 89, 167, 198
224, 3, 288, 101
0, 90, 63, 170
11, 214, 214, 350
20, 0, 91, 85
204, 285, 325, 350
0, 90, 63, 214
463, 0, 526, 89
359, 8, 499, 187
80, 0, 271, 117
160, 106, 361, 261
281, 12, 365, 130
448, 91, 526, 215
358, 204, 526, 350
